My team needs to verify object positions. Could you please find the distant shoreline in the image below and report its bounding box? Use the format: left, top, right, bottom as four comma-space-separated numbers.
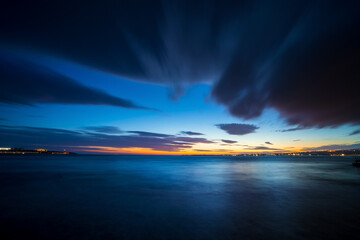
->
1, 147, 359, 157
0, 148, 76, 155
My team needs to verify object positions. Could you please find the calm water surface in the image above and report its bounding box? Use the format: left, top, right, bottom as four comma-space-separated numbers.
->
0, 155, 359, 239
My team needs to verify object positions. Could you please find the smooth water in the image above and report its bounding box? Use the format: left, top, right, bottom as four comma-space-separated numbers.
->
0, 155, 359, 239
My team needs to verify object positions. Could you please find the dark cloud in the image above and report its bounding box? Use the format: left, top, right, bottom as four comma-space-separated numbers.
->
293, 139, 301, 142
211, 1, 360, 128
0, 0, 232, 85
265, 142, 273, 145
0, 1, 359, 127
216, 123, 258, 136
82, 126, 122, 134
349, 129, 360, 136
0, 52, 154, 110
302, 143, 360, 151
180, 131, 204, 136
221, 139, 237, 144
0, 125, 214, 152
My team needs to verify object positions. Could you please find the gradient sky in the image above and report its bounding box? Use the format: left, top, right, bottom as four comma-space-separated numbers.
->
0, 0, 359, 154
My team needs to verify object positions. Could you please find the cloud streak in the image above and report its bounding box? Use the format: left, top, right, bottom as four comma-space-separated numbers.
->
349, 129, 360, 136
82, 126, 122, 134
302, 143, 360, 151
180, 131, 204, 136
0, 125, 213, 153
0, 53, 153, 110
278, 126, 309, 132
221, 139, 237, 144
246, 146, 281, 151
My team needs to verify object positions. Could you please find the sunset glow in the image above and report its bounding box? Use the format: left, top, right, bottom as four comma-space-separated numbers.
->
0, 0, 359, 154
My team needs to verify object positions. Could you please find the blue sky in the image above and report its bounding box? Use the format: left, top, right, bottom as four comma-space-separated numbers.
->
0, 0, 359, 154
1, 53, 359, 154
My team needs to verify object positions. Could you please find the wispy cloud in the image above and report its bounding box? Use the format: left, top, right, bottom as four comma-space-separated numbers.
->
278, 126, 309, 132
180, 131, 204, 136
193, 149, 212, 152
302, 143, 360, 151
0, 125, 214, 153
246, 146, 281, 151
349, 129, 360, 136
127, 131, 172, 138
222, 139, 237, 144
82, 126, 122, 134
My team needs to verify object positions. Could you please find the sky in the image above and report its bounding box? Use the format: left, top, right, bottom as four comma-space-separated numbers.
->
0, 0, 359, 154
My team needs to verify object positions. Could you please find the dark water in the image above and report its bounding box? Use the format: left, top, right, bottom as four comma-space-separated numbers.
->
0, 155, 359, 240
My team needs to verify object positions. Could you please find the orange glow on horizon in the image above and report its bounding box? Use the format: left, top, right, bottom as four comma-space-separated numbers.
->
75, 146, 306, 155
71, 141, 360, 155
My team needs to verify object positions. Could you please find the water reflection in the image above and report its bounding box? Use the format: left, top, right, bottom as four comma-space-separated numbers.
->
0, 155, 359, 239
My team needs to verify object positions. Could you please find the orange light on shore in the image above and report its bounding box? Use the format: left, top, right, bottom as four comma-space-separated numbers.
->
36, 149, 47, 152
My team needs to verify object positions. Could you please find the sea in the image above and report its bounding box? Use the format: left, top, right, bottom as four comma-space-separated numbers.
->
0, 155, 359, 240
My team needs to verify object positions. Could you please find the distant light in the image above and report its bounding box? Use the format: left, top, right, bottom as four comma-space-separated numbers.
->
36, 149, 47, 152
0, 147, 12, 150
